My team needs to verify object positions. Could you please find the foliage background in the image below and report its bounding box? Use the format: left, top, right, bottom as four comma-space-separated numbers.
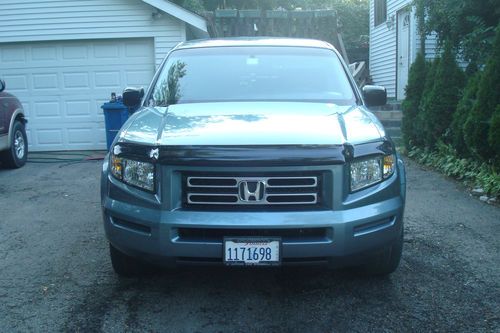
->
403, 0, 499, 196
172, 0, 369, 56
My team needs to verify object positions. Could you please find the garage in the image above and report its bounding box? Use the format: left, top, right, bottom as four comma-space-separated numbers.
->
0, 0, 208, 151
1, 39, 155, 151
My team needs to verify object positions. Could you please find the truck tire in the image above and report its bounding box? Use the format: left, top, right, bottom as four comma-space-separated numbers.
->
1, 121, 28, 168
360, 230, 403, 276
109, 243, 144, 277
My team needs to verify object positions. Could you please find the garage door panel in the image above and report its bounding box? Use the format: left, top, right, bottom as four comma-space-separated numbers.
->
29, 122, 107, 150
94, 71, 121, 88
93, 43, 120, 59
126, 70, 154, 87
34, 101, 61, 118
33, 73, 59, 90
62, 44, 89, 60
31, 45, 58, 61
63, 72, 90, 89
2, 74, 29, 92
1, 46, 26, 63
0, 38, 155, 151
65, 100, 92, 117
28, 96, 106, 123
36, 128, 64, 147
125, 40, 155, 58
67, 128, 95, 145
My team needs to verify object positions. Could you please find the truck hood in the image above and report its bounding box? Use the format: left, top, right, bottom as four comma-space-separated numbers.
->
117, 102, 386, 146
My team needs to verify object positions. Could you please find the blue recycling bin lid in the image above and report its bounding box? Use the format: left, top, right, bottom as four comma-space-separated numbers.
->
101, 101, 128, 110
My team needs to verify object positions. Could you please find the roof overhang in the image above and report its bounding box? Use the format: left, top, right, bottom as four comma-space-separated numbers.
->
141, 0, 208, 37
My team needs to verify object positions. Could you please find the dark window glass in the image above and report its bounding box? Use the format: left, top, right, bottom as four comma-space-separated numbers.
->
150, 46, 355, 106
374, 0, 387, 26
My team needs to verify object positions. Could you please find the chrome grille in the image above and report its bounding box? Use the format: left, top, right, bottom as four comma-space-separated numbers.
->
186, 175, 319, 205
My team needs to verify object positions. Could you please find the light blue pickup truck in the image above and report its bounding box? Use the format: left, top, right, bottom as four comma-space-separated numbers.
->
101, 38, 406, 276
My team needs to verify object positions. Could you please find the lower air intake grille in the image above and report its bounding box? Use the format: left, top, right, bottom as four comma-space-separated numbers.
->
177, 227, 329, 242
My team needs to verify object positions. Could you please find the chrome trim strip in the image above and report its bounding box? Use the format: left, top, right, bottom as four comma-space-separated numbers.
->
186, 176, 319, 205
187, 176, 317, 188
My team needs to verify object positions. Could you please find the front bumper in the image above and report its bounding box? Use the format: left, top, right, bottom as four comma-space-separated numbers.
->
102, 195, 404, 267
101, 152, 406, 267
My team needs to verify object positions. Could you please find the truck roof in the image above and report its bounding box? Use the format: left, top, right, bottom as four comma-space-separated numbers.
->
174, 37, 336, 51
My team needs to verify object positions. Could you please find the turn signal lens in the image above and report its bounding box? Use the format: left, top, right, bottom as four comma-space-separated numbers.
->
383, 155, 395, 178
111, 154, 123, 180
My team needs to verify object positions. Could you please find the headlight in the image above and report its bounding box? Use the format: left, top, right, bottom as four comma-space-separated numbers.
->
350, 155, 395, 192
110, 154, 155, 192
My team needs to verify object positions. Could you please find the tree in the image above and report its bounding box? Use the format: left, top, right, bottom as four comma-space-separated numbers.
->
401, 52, 427, 149
414, 57, 437, 147
450, 68, 481, 157
464, 24, 500, 162
414, 0, 499, 65
172, 0, 204, 13
175, 0, 369, 57
419, 42, 464, 148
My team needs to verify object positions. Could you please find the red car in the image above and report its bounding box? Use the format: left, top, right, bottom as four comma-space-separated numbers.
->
0, 79, 28, 168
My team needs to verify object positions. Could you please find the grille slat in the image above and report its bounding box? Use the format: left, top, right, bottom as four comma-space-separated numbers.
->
185, 175, 320, 206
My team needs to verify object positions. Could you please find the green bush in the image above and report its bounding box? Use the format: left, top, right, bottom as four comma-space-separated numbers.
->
419, 42, 464, 148
408, 143, 500, 197
450, 68, 481, 156
414, 58, 439, 147
464, 24, 500, 162
488, 105, 500, 167
401, 53, 427, 149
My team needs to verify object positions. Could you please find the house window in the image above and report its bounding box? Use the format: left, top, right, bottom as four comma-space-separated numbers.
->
374, 0, 387, 27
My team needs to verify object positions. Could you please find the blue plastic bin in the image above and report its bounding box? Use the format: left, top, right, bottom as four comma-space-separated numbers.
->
102, 101, 129, 150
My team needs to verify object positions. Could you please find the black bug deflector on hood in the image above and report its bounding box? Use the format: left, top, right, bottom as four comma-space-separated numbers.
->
112, 141, 394, 167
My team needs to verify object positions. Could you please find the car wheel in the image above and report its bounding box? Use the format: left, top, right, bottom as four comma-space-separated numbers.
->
359, 230, 403, 276
109, 243, 144, 277
1, 121, 28, 168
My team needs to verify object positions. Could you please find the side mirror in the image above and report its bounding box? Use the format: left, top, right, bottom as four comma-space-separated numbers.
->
0, 79, 5, 93
362, 85, 387, 107
122, 87, 144, 108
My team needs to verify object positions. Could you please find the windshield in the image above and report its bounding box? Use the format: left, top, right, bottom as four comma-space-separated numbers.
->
149, 46, 356, 106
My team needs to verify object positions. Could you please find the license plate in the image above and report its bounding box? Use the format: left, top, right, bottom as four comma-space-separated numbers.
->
223, 237, 281, 266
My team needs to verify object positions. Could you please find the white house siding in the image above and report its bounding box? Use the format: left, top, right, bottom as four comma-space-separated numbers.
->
0, 0, 189, 150
369, 0, 438, 98
154, 25, 186, 66
415, 31, 439, 61
0, 0, 186, 67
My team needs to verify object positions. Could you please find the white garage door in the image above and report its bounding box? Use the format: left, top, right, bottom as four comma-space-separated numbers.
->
0, 38, 155, 151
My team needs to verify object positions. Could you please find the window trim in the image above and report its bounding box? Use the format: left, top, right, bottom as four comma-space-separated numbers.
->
374, 0, 387, 27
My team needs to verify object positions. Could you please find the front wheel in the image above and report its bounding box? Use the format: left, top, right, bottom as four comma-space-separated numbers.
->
1, 121, 28, 168
359, 230, 404, 276
109, 243, 145, 277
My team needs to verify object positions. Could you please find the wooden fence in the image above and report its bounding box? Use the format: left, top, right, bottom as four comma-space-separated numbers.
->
204, 9, 349, 63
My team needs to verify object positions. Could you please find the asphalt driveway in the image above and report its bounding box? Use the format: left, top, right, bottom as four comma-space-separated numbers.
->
0, 156, 498, 332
